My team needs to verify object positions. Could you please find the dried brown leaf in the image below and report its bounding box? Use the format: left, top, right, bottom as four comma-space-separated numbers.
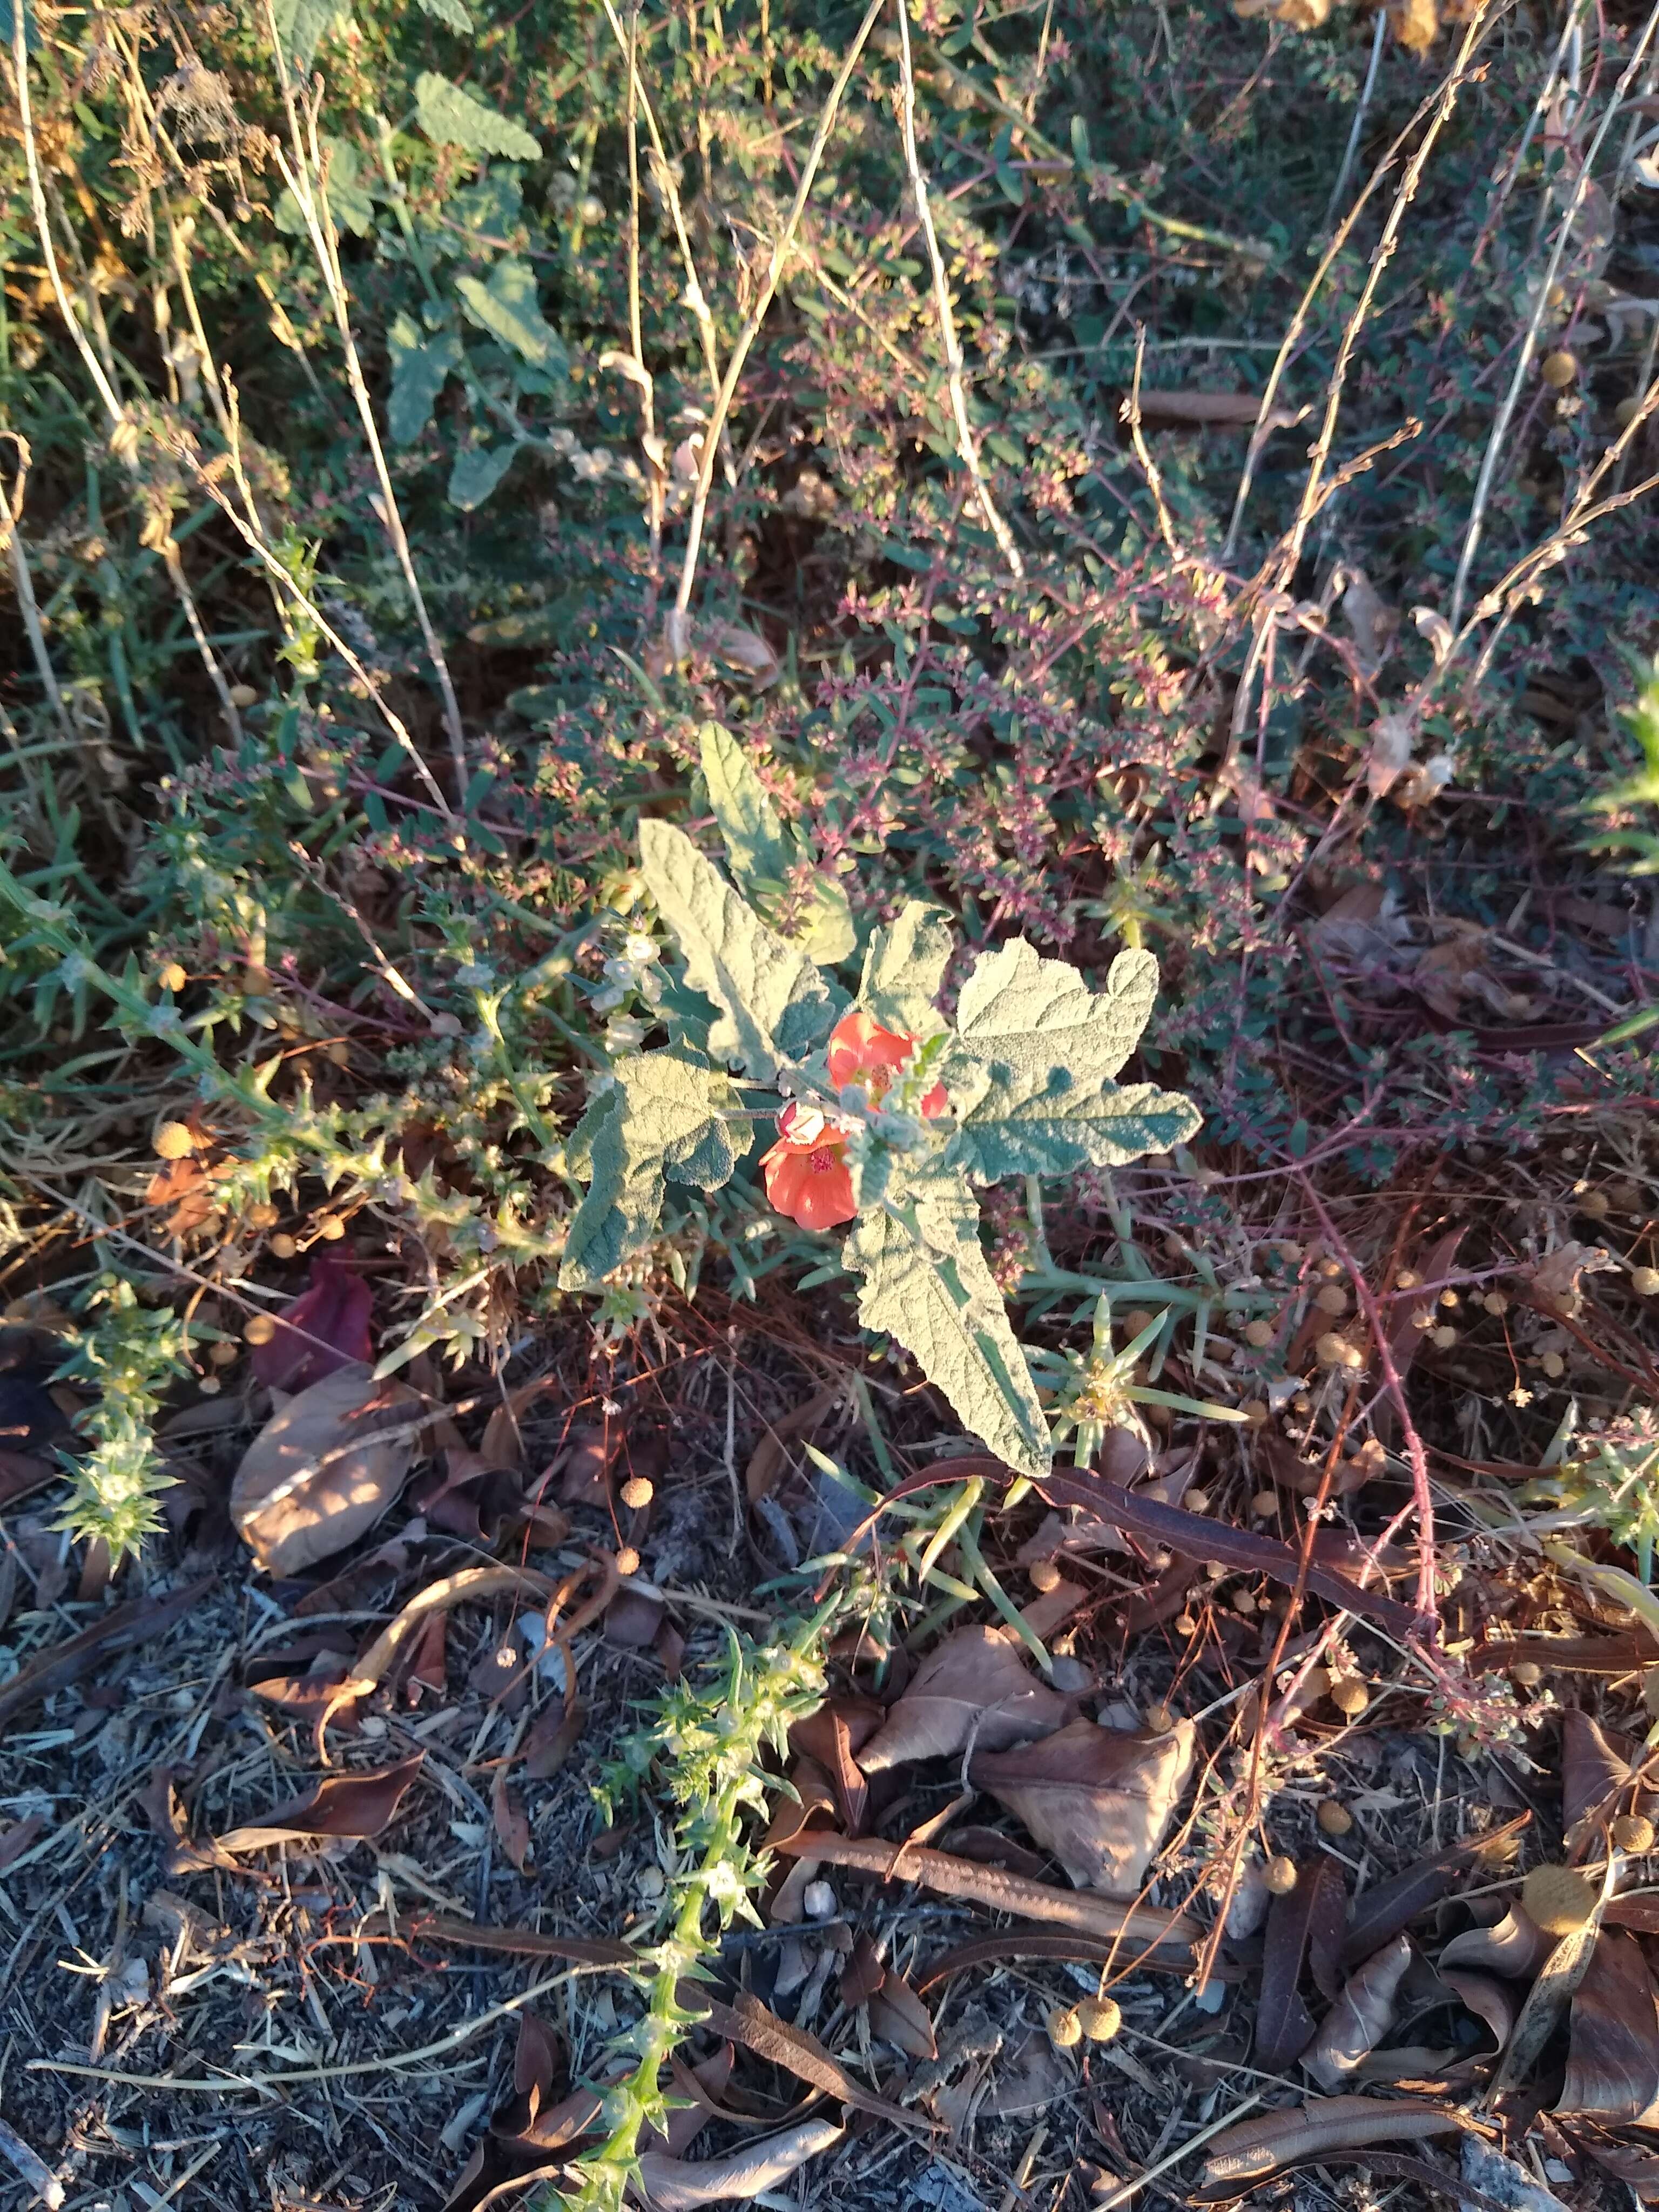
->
1442, 1969, 1516, 2052
1257, 1856, 1348, 2071
857, 1624, 1073, 1775
868, 1966, 938, 2061
745, 1385, 845, 1503
969, 1719, 1193, 1896
770, 1827, 1197, 1951
1201, 2096, 1472, 2185
1582, 2136, 1659, 2201
1563, 1708, 1654, 1836
704, 1988, 919, 2126
1305, 1935, 1413, 2088
791, 1694, 882, 1832
491, 1762, 532, 1874
1439, 1905, 1552, 1980
637, 2119, 842, 2210
1345, 1814, 1529, 1963
215, 1754, 424, 1852
1557, 1928, 1659, 2122
918, 1925, 1209, 1991
231, 1364, 424, 1574
1488, 1864, 1615, 2103
1132, 389, 1301, 431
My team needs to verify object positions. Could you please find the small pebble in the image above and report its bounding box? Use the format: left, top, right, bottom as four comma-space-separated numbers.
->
802, 1880, 838, 1920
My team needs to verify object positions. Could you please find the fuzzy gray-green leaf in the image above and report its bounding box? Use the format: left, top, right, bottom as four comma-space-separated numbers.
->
558, 1054, 734, 1290
447, 440, 516, 511
415, 0, 472, 25
955, 941, 1158, 1085
860, 902, 953, 1037
639, 820, 839, 1080
700, 723, 793, 896
846, 1169, 1049, 1478
414, 72, 542, 162
957, 1072, 1202, 1184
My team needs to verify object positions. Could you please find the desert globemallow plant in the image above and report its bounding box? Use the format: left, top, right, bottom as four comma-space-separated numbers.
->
557, 727, 1201, 1478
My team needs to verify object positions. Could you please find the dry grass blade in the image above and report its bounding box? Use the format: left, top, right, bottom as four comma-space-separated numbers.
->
1201, 2096, 1478, 2184
1304, 1934, 1412, 2088
231, 1363, 424, 1574
636, 2119, 844, 2209
770, 1827, 1198, 1950
968, 1719, 1193, 1896
858, 1623, 1073, 1773
214, 1754, 426, 1851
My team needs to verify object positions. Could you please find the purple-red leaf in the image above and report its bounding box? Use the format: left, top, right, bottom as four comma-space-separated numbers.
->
252, 1258, 374, 1393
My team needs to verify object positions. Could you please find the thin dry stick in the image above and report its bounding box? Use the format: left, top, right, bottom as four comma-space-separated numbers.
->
672, 0, 887, 636
261, 6, 467, 794
1124, 326, 1182, 558
1449, 0, 1659, 627
7, 14, 243, 742
1, 436, 72, 738
893, 0, 1023, 578
1220, 9, 1509, 563
596, 0, 730, 440
166, 441, 453, 814
1323, 8, 1387, 234
623, 0, 665, 626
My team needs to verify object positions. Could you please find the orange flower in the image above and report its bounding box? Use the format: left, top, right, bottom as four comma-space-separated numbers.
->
761, 1115, 856, 1231
826, 1009, 947, 1117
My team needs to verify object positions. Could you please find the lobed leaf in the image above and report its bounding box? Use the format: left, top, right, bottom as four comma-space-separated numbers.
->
387, 315, 462, 446
558, 1054, 736, 1289
639, 820, 840, 1078
454, 257, 566, 370
955, 940, 1161, 1086
955, 1068, 1202, 1183
859, 901, 954, 1037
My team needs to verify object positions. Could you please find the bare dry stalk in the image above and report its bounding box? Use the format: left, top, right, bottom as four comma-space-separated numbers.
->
1124, 327, 1181, 559
260, 2, 468, 794
1, 436, 72, 739
7, 11, 244, 743
1449, 0, 1659, 627
670, 0, 888, 640
894, 0, 1024, 579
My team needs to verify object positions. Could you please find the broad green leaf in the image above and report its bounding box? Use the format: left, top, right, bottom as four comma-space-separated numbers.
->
558, 1054, 734, 1289
455, 257, 565, 370
414, 72, 542, 162
0, 0, 39, 51
955, 941, 1158, 1085
700, 722, 792, 896
444, 166, 523, 247
447, 440, 516, 510
561, 1084, 618, 1184
860, 901, 953, 1036
955, 1071, 1202, 1184
846, 1169, 1049, 1479
416, 0, 473, 24
387, 315, 461, 446
639, 820, 839, 1080
269, 0, 343, 65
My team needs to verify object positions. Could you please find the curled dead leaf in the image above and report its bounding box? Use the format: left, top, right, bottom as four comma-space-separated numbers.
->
232, 1363, 424, 1575
857, 1624, 1073, 1774
1557, 1928, 1659, 2123
1305, 1934, 1413, 2089
1257, 1854, 1347, 2072
214, 1754, 424, 1852
1439, 1904, 1552, 1980
1202, 2096, 1473, 2185
868, 1964, 938, 2061
968, 1719, 1194, 1897
636, 2119, 844, 2209
1442, 1968, 1516, 2053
